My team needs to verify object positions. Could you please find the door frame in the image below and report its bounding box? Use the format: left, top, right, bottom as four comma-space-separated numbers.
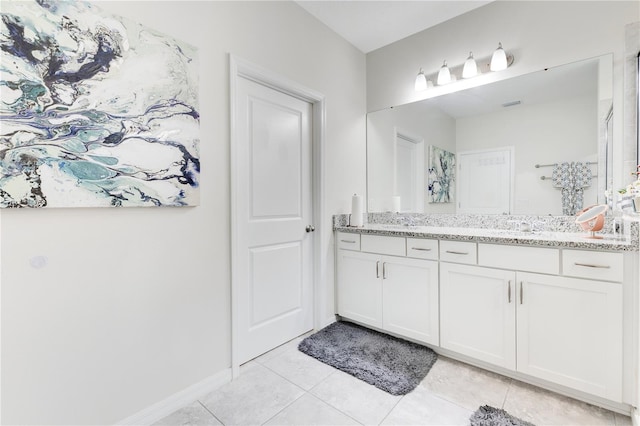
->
229, 55, 326, 378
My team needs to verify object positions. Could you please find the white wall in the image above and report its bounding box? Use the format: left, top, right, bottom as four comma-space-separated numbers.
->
368, 103, 456, 213
0, 1, 366, 424
367, 1, 639, 191
457, 94, 598, 215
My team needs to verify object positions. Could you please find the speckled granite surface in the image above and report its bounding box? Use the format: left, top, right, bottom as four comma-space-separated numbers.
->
333, 213, 639, 251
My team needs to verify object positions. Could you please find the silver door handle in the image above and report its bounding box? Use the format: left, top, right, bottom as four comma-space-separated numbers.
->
520, 281, 523, 305
376, 261, 380, 278
382, 262, 387, 279
411, 247, 432, 251
574, 262, 610, 269
508, 280, 512, 303
306, 225, 315, 232
445, 250, 469, 255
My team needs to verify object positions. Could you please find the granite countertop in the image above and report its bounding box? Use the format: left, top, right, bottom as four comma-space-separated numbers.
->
335, 223, 638, 251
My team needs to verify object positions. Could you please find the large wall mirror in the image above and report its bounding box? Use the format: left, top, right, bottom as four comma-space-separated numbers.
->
367, 54, 613, 216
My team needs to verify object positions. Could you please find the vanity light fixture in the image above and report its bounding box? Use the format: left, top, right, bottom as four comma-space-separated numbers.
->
437, 61, 452, 85
415, 68, 428, 91
490, 42, 509, 71
414, 43, 514, 91
462, 52, 478, 78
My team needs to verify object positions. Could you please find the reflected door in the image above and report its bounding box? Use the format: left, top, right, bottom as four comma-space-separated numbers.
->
235, 76, 314, 364
394, 131, 424, 212
457, 148, 512, 214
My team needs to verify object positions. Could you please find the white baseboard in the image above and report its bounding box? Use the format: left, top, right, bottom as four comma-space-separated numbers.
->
633, 406, 640, 426
116, 368, 232, 426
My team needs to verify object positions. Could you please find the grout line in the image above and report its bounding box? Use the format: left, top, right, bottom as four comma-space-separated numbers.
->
197, 400, 224, 425
259, 392, 307, 426
377, 393, 405, 425
501, 378, 513, 409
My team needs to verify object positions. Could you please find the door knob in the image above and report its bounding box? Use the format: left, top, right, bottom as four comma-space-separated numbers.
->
305, 225, 315, 233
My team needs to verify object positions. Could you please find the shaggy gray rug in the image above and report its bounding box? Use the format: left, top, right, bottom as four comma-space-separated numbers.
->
298, 321, 437, 395
470, 405, 535, 426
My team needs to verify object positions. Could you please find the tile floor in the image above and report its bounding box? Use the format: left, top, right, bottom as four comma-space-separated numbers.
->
155, 333, 633, 426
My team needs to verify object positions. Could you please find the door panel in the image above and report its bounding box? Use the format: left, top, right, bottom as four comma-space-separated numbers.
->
440, 263, 516, 369
517, 273, 623, 401
236, 76, 313, 364
250, 99, 302, 218
383, 257, 439, 345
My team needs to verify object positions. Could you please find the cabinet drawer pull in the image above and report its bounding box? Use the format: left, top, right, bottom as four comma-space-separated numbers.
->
376, 261, 380, 278
411, 247, 432, 251
508, 280, 512, 303
382, 262, 387, 279
445, 250, 469, 255
574, 262, 611, 269
340, 239, 357, 244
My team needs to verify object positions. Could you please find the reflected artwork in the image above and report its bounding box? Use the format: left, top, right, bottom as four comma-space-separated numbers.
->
0, 0, 199, 208
428, 146, 455, 203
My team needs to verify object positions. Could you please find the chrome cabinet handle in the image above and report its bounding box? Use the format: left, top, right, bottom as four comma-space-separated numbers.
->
508, 280, 512, 303
340, 239, 356, 244
574, 262, 611, 269
445, 250, 469, 255
382, 262, 387, 279
376, 261, 380, 278
306, 225, 315, 232
411, 247, 432, 251
520, 281, 523, 305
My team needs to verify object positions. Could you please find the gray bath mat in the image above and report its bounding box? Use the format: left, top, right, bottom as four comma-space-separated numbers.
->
470, 405, 535, 426
298, 321, 437, 395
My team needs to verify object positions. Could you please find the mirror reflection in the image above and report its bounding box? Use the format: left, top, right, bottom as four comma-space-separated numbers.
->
367, 54, 613, 216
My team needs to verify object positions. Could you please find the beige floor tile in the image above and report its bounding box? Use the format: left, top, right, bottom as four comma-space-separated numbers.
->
265, 393, 361, 425
152, 401, 221, 426
381, 385, 472, 425
420, 357, 511, 411
310, 370, 402, 425
262, 346, 337, 390
201, 364, 304, 426
503, 380, 616, 425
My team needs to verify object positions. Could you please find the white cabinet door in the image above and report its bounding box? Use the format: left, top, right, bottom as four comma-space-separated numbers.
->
517, 272, 623, 401
440, 263, 516, 369
383, 256, 439, 345
337, 250, 383, 328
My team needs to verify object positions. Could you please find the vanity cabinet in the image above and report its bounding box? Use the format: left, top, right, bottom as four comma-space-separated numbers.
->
517, 272, 622, 401
336, 230, 632, 405
440, 263, 516, 369
336, 237, 439, 345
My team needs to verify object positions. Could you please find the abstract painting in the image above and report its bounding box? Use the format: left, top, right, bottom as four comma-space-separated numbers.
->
0, 0, 199, 208
428, 145, 455, 203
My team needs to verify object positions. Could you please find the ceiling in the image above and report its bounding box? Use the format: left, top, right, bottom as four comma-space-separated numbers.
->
295, 1, 493, 53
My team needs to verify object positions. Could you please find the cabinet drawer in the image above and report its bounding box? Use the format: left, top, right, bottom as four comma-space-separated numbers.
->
361, 234, 406, 256
563, 250, 623, 282
440, 240, 477, 264
407, 238, 438, 260
479, 244, 559, 275
337, 232, 360, 251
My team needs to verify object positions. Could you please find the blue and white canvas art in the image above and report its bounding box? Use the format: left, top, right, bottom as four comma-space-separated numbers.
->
428, 145, 455, 203
0, 0, 199, 208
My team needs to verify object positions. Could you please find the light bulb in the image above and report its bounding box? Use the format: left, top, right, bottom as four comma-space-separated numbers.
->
490, 42, 508, 71
462, 52, 478, 78
414, 68, 427, 91
437, 61, 451, 85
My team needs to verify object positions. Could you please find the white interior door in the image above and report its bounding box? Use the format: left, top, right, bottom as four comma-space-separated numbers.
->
235, 76, 314, 364
457, 148, 513, 214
